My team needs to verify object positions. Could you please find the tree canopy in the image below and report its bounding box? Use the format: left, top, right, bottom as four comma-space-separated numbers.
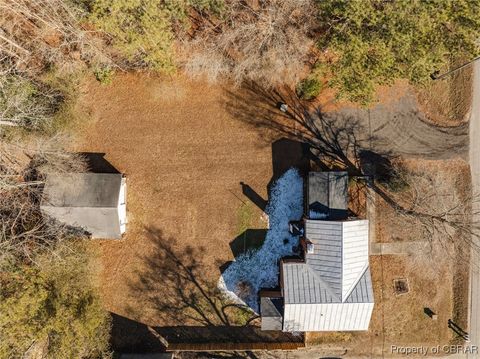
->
317, 0, 480, 104
88, 0, 225, 72
0, 243, 111, 359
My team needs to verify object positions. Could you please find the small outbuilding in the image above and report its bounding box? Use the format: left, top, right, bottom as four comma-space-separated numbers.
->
260, 291, 284, 331
41, 172, 127, 239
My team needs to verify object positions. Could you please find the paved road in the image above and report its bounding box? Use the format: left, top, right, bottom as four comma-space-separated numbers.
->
468, 62, 480, 358
337, 92, 469, 159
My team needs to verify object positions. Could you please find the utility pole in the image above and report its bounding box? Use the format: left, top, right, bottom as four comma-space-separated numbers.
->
431, 56, 480, 80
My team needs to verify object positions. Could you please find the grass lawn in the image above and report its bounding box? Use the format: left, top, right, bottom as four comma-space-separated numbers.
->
416, 59, 473, 127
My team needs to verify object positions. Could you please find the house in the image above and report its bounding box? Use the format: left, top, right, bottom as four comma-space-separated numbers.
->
261, 171, 374, 332
41, 172, 127, 239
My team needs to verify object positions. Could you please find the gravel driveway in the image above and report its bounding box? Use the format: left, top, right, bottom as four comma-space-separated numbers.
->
335, 91, 469, 159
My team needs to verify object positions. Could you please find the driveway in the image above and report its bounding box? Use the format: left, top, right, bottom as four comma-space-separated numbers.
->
336, 91, 469, 159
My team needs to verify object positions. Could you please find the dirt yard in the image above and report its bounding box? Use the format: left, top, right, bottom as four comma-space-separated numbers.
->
72, 73, 284, 327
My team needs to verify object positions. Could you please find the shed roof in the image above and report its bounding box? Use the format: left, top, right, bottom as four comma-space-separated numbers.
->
260, 297, 284, 331
41, 173, 124, 239
42, 173, 122, 208
307, 172, 348, 220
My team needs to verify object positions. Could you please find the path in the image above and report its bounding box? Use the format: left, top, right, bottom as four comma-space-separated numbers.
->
370, 241, 430, 255
337, 91, 469, 159
468, 62, 480, 358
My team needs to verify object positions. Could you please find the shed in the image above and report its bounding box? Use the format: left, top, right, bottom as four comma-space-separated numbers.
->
41, 172, 127, 239
260, 293, 284, 331
306, 172, 348, 220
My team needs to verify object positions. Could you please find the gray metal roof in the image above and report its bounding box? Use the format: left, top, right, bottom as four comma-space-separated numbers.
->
304, 220, 343, 299
345, 267, 374, 303
283, 220, 372, 305
41, 173, 124, 239
283, 261, 373, 305
307, 172, 348, 220
283, 263, 337, 304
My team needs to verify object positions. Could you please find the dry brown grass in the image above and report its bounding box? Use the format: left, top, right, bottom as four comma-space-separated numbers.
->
416, 60, 473, 127
71, 73, 276, 327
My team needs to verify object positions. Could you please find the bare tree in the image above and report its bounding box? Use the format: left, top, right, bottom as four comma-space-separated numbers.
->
375, 165, 478, 261
184, 0, 317, 86
0, 134, 86, 267
0, 0, 110, 75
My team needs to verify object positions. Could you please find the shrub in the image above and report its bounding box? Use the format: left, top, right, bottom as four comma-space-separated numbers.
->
317, 0, 480, 104
94, 66, 115, 85
0, 243, 111, 359
88, 0, 225, 72
185, 0, 316, 86
296, 77, 322, 100
0, 74, 62, 130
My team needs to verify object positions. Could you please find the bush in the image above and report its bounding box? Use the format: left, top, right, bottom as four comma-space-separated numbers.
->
88, 0, 225, 72
296, 77, 322, 100
317, 0, 480, 104
379, 175, 409, 193
94, 66, 115, 85
0, 243, 111, 359
185, 0, 316, 86
0, 75, 62, 130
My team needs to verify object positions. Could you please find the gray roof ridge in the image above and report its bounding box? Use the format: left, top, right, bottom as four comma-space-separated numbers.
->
305, 264, 342, 303
343, 264, 370, 303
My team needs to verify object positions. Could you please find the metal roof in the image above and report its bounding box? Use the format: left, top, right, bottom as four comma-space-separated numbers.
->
303, 219, 370, 302
283, 263, 338, 304
282, 219, 373, 331
283, 302, 374, 332
41, 173, 124, 239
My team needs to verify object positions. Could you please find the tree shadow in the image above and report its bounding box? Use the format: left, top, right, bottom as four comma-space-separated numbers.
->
224, 82, 387, 176
127, 227, 254, 328
121, 227, 303, 351
229, 229, 268, 257
225, 82, 480, 255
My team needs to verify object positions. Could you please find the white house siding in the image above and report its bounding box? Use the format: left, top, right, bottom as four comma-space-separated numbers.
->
341, 220, 369, 300
283, 302, 374, 332
118, 177, 127, 234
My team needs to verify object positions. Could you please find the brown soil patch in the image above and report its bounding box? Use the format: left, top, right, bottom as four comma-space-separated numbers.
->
72, 73, 277, 327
